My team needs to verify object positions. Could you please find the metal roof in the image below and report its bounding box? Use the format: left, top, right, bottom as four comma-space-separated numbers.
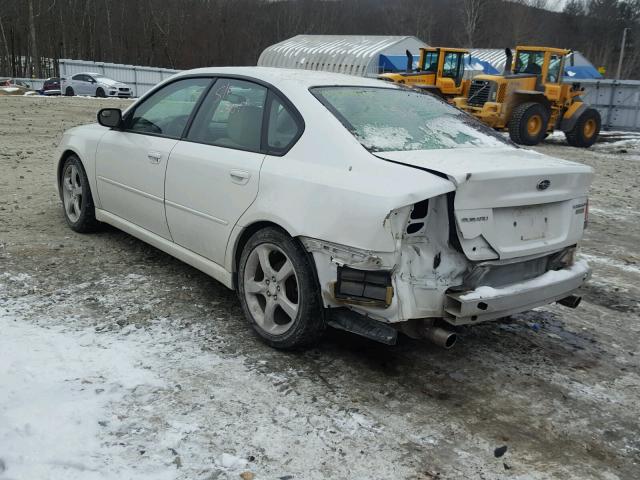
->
469, 49, 511, 73
258, 35, 425, 77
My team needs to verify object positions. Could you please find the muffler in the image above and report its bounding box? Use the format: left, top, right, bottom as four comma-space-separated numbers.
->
405, 49, 413, 73
421, 326, 457, 349
503, 48, 513, 75
557, 295, 582, 309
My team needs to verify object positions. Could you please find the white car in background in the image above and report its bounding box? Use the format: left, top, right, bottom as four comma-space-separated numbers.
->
61, 72, 133, 98
55, 67, 592, 350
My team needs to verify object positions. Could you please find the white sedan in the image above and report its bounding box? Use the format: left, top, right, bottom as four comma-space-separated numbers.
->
55, 67, 592, 349
62, 72, 133, 97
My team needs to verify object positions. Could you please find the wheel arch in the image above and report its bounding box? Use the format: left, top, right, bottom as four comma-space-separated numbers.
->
511, 92, 552, 112
56, 149, 82, 199
231, 221, 294, 288
560, 102, 589, 132
230, 220, 323, 293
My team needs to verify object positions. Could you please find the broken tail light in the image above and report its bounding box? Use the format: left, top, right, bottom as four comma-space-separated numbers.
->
334, 266, 393, 307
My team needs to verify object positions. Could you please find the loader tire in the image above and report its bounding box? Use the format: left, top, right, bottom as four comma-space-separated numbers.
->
508, 102, 549, 146
565, 108, 601, 148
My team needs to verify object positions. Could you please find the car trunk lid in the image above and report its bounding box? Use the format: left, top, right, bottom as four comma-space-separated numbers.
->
376, 147, 593, 260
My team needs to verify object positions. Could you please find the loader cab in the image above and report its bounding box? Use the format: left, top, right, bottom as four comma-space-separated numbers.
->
419, 48, 466, 87
512, 47, 568, 84
377, 47, 468, 98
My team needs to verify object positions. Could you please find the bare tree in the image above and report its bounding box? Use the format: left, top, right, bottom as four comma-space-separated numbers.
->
462, 0, 487, 47
27, 0, 39, 77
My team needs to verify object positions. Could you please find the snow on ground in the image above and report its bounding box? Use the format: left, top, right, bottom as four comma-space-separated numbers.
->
0, 279, 269, 479
1, 273, 430, 480
0, 315, 168, 480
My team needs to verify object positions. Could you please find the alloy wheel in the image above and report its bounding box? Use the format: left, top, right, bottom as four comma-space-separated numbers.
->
243, 243, 300, 336
62, 163, 83, 223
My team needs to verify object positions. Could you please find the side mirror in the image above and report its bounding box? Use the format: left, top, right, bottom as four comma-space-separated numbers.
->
97, 108, 122, 128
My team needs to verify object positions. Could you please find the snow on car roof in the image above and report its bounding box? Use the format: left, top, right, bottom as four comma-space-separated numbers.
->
175, 66, 391, 90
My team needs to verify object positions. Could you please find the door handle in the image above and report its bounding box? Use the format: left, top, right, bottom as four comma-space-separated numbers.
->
148, 151, 162, 164
229, 169, 250, 184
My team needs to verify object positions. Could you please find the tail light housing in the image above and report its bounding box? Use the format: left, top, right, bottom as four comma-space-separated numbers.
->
584, 198, 589, 229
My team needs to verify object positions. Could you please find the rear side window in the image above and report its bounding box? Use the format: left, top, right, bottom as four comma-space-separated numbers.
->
187, 78, 267, 152
266, 96, 301, 152
312, 86, 508, 152
126, 77, 210, 138
72, 74, 83, 81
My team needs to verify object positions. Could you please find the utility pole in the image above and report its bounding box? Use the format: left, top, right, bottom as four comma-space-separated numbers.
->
616, 27, 631, 80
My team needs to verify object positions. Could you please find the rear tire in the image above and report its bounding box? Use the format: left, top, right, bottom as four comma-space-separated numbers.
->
237, 227, 325, 349
96, 87, 106, 98
65, 86, 74, 96
60, 155, 100, 233
508, 102, 549, 146
565, 108, 601, 148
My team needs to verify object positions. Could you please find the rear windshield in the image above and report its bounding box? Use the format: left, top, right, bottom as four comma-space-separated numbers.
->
311, 86, 509, 152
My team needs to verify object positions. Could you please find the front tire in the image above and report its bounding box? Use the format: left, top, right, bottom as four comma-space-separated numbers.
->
96, 87, 106, 98
60, 155, 100, 233
565, 108, 601, 148
238, 228, 325, 349
508, 102, 549, 146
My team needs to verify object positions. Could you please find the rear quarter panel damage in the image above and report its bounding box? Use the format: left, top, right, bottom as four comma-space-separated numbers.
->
302, 194, 468, 324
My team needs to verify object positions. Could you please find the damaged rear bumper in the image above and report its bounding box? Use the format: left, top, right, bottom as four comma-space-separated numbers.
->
443, 259, 591, 325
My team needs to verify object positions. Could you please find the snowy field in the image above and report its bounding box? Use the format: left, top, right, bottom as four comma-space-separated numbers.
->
1, 96, 639, 479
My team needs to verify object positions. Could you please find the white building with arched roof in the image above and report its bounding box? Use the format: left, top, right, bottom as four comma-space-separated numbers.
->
257, 35, 427, 77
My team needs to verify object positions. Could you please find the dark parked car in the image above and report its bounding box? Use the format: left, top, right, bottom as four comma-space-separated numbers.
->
42, 77, 61, 95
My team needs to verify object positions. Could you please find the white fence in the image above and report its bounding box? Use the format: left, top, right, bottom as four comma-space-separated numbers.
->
11, 78, 45, 90
579, 79, 640, 131
59, 59, 181, 97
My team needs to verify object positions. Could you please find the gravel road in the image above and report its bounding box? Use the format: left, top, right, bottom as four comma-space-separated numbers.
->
1, 96, 639, 480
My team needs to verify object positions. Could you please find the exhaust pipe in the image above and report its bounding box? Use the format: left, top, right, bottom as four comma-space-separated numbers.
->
406, 49, 413, 73
557, 295, 582, 309
421, 326, 457, 349
503, 48, 513, 75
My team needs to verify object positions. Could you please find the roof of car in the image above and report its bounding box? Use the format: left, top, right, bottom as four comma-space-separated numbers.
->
175, 66, 390, 89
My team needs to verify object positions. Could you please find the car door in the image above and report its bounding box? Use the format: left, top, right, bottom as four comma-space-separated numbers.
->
70, 74, 84, 94
85, 74, 98, 95
78, 75, 93, 95
95, 77, 211, 239
164, 78, 270, 265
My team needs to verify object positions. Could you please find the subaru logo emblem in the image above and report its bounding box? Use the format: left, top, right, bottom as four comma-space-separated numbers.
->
537, 180, 551, 191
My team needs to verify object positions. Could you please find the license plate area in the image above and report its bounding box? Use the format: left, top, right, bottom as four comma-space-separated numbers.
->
493, 203, 558, 245
513, 205, 549, 241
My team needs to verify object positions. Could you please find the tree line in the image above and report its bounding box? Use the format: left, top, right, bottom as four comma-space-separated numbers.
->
1, 0, 640, 80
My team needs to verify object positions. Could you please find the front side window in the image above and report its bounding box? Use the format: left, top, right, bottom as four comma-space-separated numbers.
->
422, 51, 438, 72
442, 52, 464, 85
312, 86, 509, 152
127, 77, 210, 138
514, 51, 545, 75
547, 54, 562, 83
187, 78, 267, 151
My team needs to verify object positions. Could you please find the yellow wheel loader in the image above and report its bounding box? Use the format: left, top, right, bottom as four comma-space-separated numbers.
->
379, 47, 470, 99
453, 46, 601, 147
